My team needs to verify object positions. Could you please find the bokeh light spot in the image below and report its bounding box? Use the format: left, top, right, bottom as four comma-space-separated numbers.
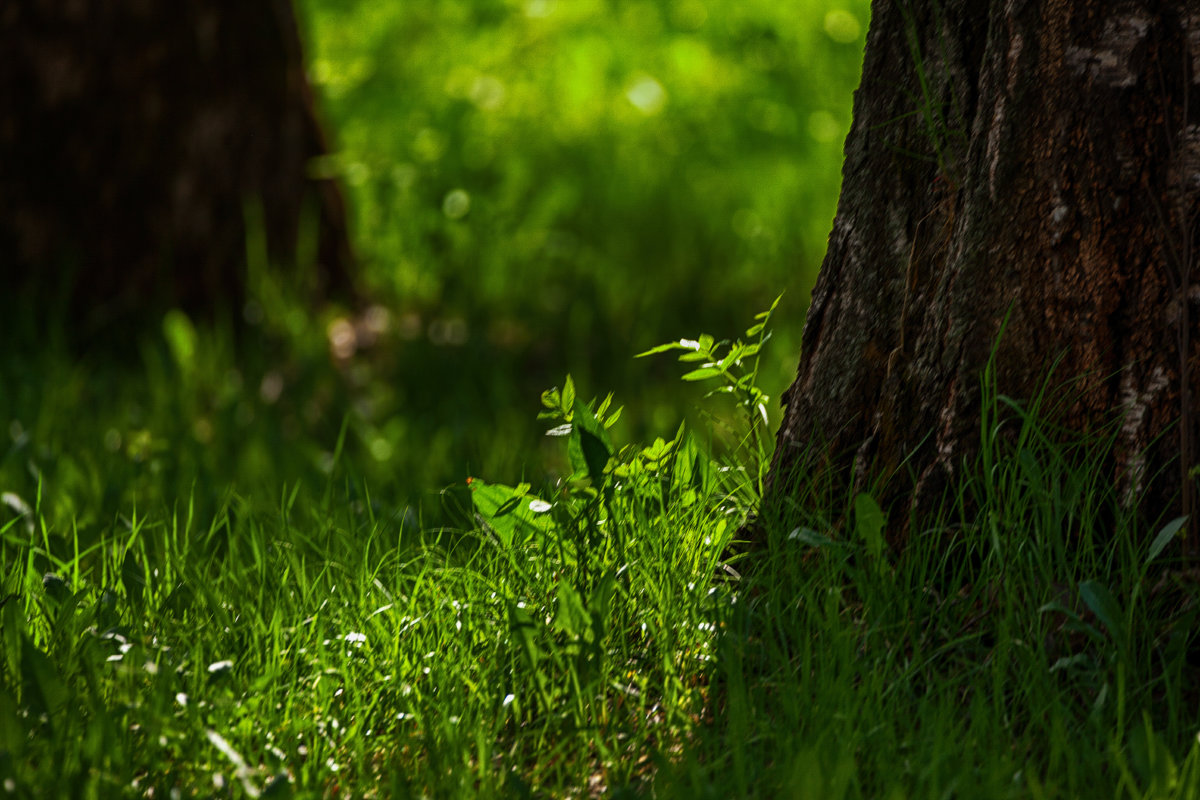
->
442, 189, 471, 220
824, 10, 862, 43
808, 110, 843, 143
626, 75, 667, 115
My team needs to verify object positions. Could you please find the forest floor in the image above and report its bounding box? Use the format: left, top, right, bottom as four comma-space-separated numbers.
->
5, 2, 1199, 796
3, 300, 1199, 798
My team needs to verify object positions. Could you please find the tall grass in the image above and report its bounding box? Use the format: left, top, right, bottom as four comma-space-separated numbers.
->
2, 304, 1199, 797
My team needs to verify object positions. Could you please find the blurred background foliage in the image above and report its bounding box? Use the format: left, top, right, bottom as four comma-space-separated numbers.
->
2, 0, 868, 528
297, 0, 868, 470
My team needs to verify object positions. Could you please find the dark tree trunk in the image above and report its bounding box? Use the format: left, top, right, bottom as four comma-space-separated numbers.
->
0, 0, 354, 339
764, 1, 1200, 548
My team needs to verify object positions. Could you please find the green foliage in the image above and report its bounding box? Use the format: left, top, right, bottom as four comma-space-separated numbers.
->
287, 0, 870, 491
3, 2, 1200, 796
637, 293, 781, 491
4, 297, 1200, 797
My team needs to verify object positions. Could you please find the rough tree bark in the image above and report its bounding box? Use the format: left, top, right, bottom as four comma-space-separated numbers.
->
764, 1, 1200, 547
0, 1, 354, 339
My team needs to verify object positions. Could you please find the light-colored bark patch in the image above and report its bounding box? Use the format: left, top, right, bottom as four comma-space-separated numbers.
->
1065, 11, 1152, 88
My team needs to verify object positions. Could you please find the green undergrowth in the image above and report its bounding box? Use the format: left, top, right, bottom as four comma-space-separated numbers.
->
3, 305, 1200, 798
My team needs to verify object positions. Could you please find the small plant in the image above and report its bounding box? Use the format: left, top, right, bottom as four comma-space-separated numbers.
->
460, 304, 787, 764
636, 294, 782, 490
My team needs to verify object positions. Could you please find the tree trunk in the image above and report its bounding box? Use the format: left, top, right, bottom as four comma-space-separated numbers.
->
764, 1, 1200, 547
0, 0, 354, 340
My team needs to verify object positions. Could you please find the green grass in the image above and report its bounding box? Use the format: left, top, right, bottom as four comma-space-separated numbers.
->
4, 1, 1200, 796
3, 304, 1200, 798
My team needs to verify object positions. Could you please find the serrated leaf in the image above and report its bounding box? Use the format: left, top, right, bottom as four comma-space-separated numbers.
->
1146, 516, 1187, 565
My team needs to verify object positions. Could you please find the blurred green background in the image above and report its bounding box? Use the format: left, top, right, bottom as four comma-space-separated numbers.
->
2, 0, 869, 526
297, 0, 868, 475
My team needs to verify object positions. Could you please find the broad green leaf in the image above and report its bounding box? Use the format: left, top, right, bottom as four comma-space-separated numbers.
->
672, 434, 711, 495
602, 405, 623, 429
1079, 580, 1126, 645
568, 398, 612, 483
853, 492, 886, 560
493, 495, 522, 518
641, 437, 672, 463
554, 581, 590, 640
562, 376, 576, 419
1146, 516, 1187, 565
635, 341, 691, 358
718, 346, 743, 370
673, 438, 695, 488
589, 570, 618, 637
469, 479, 554, 546
681, 366, 723, 381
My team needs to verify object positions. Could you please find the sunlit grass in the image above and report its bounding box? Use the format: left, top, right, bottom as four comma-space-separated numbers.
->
3, 303, 1200, 797
3, 1, 1199, 796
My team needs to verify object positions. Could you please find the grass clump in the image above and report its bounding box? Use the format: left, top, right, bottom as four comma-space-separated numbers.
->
2, 303, 1200, 798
